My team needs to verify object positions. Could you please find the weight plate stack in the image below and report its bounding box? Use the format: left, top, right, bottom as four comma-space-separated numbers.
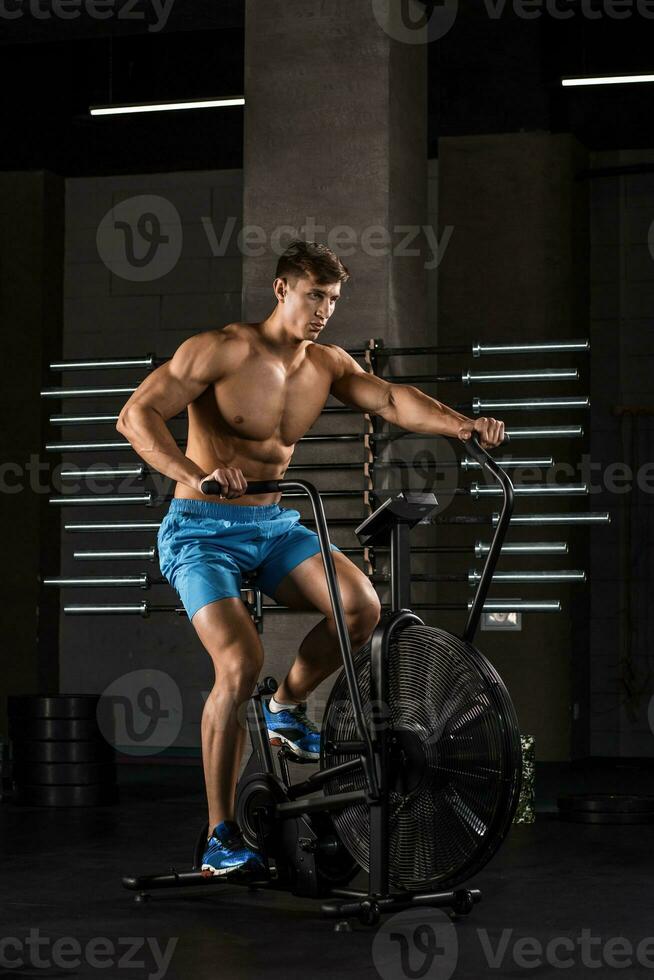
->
557, 794, 654, 824
8, 695, 117, 807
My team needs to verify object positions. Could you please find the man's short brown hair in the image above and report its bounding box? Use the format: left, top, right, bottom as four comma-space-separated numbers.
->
275, 240, 350, 286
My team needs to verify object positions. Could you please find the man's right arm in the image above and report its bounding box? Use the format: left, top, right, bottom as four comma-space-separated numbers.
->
116, 330, 237, 493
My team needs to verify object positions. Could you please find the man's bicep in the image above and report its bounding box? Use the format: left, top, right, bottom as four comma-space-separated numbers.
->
124, 363, 206, 421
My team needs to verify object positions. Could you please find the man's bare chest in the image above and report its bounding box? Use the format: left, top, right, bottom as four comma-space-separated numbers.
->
196, 352, 334, 443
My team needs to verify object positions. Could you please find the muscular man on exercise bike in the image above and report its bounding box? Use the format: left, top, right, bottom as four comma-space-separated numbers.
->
117, 240, 505, 878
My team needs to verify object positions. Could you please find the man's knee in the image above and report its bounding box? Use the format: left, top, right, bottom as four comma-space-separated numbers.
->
343, 586, 382, 640
223, 645, 263, 685
207, 639, 264, 696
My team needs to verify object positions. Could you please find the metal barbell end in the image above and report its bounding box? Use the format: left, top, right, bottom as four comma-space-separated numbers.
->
73, 548, 157, 561
472, 339, 589, 357
462, 368, 578, 385
472, 396, 590, 413
49, 493, 154, 506
469, 482, 588, 497
474, 540, 568, 557
50, 355, 156, 371
468, 569, 586, 585
491, 511, 610, 526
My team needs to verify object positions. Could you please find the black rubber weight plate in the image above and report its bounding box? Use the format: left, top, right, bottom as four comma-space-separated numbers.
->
8, 718, 103, 742
14, 784, 118, 807
558, 795, 654, 814
560, 810, 654, 825
7, 695, 100, 720
11, 739, 114, 763
12, 762, 116, 786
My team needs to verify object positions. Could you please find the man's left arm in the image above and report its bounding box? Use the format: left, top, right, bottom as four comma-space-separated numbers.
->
328, 347, 505, 449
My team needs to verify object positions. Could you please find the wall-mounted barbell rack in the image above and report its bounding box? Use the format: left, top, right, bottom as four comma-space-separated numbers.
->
40, 336, 608, 628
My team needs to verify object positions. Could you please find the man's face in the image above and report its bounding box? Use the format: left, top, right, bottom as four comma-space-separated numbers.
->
279, 273, 341, 339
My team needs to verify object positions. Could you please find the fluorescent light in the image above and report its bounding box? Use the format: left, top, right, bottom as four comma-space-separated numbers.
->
89, 97, 245, 116
561, 74, 654, 87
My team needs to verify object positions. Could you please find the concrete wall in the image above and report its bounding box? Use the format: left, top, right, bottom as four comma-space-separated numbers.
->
589, 149, 654, 758
59, 170, 242, 755
0, 171, 63, 738
59, 144, 654, 766
437, 132, 591, 762
58, 155, 439, 759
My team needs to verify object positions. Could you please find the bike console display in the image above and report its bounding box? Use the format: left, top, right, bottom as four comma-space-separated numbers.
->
355, 491, 439, 547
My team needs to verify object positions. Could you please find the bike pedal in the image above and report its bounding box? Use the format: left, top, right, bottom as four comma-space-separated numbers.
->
266, 858, 279, 880
278, 746, 315, 765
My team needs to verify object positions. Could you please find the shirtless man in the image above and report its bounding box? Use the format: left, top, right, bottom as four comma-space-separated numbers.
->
116, 240, 505, 877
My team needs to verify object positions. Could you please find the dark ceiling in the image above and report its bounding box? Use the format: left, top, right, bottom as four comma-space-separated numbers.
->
1, 0, 653, 176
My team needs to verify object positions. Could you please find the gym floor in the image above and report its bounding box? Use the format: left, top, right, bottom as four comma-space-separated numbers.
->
2, 761, 653, 980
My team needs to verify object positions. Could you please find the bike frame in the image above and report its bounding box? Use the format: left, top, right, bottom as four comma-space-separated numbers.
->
123, 436, 514, 915
227, 435, 515, 898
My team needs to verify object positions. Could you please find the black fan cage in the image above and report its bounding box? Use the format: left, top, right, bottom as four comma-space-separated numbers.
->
321, 624, 523, 891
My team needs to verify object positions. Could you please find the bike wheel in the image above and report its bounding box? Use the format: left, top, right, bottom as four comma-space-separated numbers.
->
321, 624, 522, 891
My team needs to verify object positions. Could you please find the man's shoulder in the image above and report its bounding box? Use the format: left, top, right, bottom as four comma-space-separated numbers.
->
315, 343, 359, 379
171, 325, 251, 382
215, 322, 255, 348
184, 324, 252, 357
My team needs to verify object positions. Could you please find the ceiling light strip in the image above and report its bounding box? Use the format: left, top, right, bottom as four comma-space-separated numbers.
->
90, 97, 245, 116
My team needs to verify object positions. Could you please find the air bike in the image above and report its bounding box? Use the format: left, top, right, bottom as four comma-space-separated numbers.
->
123, 434, 523, 927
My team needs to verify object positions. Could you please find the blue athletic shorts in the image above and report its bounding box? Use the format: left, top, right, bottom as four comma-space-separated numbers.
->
157, 498, 341, 621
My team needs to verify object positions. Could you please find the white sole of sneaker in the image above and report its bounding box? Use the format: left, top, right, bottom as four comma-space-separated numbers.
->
267, 730, 320, 761
201, 862, 264, 877
201, 863, 232, 876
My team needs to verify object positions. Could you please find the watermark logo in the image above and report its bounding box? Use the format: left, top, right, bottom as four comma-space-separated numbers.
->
96, 194, 183, 282
95, 203, 451, 276
372, 908, 459, 980
97, 669, 183, 755
371, 0, 459, 43
371, 918, 654, 975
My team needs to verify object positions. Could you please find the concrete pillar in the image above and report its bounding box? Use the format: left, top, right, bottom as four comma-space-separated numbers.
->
242, 0, 427, 346
241, 0, 429, 730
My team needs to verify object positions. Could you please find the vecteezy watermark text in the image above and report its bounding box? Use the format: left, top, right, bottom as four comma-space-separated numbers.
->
95, 195, 453, 282
3, 452, 654, 498
372, 0, 654, 46
0, 0, 175, 32
0, 930, 177, 980
372, 910, 654, 979
201, 216, 453, 271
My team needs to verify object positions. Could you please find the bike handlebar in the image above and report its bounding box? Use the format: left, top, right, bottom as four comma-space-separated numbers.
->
199, 433, 510, 498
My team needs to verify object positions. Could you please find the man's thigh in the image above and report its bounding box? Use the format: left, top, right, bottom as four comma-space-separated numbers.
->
271, 550, 379, 617
192, 596, 264, 668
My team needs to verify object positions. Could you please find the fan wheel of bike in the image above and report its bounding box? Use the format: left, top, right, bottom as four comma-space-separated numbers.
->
321, 624, 523, 891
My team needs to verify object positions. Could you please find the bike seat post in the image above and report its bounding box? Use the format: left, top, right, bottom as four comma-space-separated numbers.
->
390, 521, 412, 612
355, 491, 438, 614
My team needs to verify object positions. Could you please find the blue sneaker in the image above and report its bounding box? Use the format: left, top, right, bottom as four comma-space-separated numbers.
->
262, 699, 321, 761
201, 820, 266, 878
